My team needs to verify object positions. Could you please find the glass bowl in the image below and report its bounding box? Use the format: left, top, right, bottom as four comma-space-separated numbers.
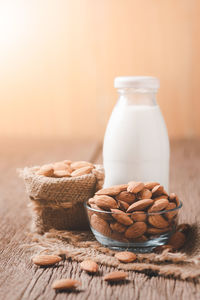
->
85, 200, 182, 253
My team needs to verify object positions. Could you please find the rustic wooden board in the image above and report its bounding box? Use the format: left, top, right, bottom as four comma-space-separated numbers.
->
0, 138, 199, 300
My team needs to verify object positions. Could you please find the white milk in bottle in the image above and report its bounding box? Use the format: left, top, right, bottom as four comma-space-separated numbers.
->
103, 76, 170, 191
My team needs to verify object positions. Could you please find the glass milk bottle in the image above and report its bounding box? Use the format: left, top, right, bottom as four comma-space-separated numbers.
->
103, 76, 170, 191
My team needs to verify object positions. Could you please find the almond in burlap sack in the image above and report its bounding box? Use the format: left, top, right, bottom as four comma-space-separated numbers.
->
19, 165, 104, 233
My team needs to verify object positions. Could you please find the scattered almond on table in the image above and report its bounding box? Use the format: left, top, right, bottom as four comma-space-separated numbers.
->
32, 254, 62, 266
36, 160, 95, 178
103, 271, 128, 282
115, 251, 137, 263
80, 260, 99, 273
52, 279, 81, 291
31, 222, 190, 292
168, 231, 186, 250
153, 244, 175, 254
153, 223, 190, 253
176, 223, 191, 235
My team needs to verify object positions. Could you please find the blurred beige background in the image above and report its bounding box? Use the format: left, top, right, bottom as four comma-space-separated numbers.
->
0, 0, 199, 141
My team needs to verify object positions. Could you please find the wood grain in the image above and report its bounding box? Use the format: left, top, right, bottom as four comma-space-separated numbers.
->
0, 138, 200, 300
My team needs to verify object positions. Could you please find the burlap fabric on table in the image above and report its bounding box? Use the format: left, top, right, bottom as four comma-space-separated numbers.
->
19, 165, 104, 233
22, 223, 200, 281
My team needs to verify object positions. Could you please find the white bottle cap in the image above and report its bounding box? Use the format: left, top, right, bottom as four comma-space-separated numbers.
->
114, 76, 160, 90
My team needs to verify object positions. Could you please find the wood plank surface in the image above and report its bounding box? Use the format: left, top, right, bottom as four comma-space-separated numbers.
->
0, 138, 200, 300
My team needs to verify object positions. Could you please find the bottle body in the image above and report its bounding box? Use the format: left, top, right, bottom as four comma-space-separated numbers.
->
103, 90, 170, 190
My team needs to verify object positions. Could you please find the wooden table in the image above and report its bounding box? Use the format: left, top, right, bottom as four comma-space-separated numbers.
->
0, 138, 200, 300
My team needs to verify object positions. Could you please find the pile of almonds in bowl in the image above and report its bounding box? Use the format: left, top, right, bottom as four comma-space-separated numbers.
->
32, 254, 130, 291
85, 181, 183, 252
35, 160, 95, 178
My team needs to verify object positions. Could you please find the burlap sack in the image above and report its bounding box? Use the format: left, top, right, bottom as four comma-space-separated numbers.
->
19, 165, 104, 233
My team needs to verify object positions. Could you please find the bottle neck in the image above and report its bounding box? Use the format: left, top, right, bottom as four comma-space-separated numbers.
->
117, 88, 157, 106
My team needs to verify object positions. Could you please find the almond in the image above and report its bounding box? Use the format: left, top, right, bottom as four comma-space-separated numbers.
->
71, 166, 93, 177
152, 185, 164, 196
115, 191, 135, 204
71, 161, 93, 170
118, 200, 129, 211
63, 160, 72, 165
154, 245, 175, 254
153, 195, 168, 200
52, 278, 81, 291
95, 195, 118, 210
32, 254, 62, 266
110, 222, 127, 233
88, 198, 96, 205
103, 271, 128, 282
96, 185, 127, 196
162, 189, 169, 197
111, 209, 133, 226
110, 232, 129, 242
147, 226, 172, 235
164, 202, 177, 219
174, 197, 180, 207
117, 184, 129, 190
138, 189, 152, 199
89, 203, 101, 210
148, 199, 169, 212
127, 199, 154, 212
148, 215, 169, 229
115, 251, 137, 263
127, 181, 144, 193
53, 162, 70, 171
177, 223, 191, 235
90, 214, 111, 237
169, 193, 180, 207
131, 211, 146, 222
132, 235, 148, 242
144, 182, 160, 190
125, 222, 147, 239
36, 164, 54, 177
169, 193, 176, 201
80, 260, 98, 273
53, 170, 71, 178
168, 231, 186, 250
89, 204, 113, 221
